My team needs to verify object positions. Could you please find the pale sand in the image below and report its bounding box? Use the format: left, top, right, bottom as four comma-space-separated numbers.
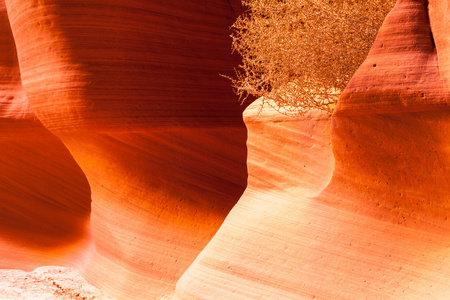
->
0, 266, 113, 300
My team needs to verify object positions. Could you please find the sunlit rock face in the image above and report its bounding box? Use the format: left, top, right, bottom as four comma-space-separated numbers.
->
4, 0, 246, 299
3, 0, 450, 299
175, 0, 450, 299
174, 102, 335, 300
0, 2, 91, 270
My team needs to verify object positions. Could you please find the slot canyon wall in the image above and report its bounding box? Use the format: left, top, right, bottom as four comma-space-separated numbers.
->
175, 0, 450, 299
1, 0, 247, 299
0, 0, 449, 299
0, 2, 92, 270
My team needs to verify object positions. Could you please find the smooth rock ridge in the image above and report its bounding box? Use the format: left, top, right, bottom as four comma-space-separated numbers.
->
174, 0, 450, 298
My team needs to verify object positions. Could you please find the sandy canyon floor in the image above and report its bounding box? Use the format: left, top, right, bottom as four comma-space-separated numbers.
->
0, 267, 112, 300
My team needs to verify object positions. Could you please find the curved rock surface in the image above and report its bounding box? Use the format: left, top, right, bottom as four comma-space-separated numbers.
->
174, 101, 335, 300
175, 0, 450, 298
6, 0, 245, 131
4, 0, 247, 299
3, 0, 450, 299
0, 2, 91, 270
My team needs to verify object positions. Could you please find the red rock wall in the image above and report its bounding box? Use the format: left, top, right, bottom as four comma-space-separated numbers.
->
4, 0, 247, 298
0, 2, 92, 270
5, 0, 245, 131
174, 0, 450, 298
3, 0, 449, 298
429, 0, 450, 89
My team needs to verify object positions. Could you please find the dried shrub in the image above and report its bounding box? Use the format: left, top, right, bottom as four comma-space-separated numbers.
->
229, 0, 395, 115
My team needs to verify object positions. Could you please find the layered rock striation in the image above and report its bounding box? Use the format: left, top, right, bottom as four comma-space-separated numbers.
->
4, 0, 247, 298
175, 0, 450, 298
0, 2, 91, 270
2, 0, 450, 299
175, 101, 335, 299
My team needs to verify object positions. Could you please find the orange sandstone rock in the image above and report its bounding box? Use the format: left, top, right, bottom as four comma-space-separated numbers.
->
5, 0, 245, 131
3, 0, 449, 298
429, 0, 450, 89
175, 0, 450, 298
175, 101, 335, 300
0, 2, 92, 270
4, 0, 247, 298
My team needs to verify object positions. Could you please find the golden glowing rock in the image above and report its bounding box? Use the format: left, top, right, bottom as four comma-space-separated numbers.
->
175, 0, 450, 298
2, 0, 449, 299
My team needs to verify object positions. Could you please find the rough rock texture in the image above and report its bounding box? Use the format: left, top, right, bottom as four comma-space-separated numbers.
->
428, 0, 450, 90
0, 266, 112, 300
174, 0, 450, 299
3, 0, 247, 299
0, 2, 92, 271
